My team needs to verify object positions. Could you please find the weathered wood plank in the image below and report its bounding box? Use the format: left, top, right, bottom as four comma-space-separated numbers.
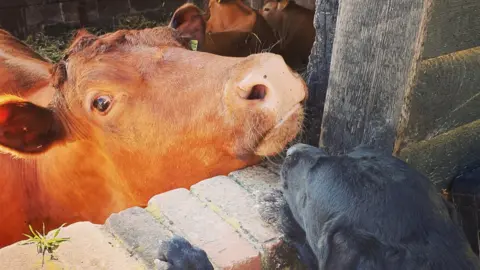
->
402, 47, 480, 142
303, 0, 338, 146
422, 0, 480, 59
319, 0, 429, 155
399, 119, 480, 191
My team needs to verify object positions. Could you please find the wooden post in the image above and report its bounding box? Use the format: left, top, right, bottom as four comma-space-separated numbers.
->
319, 0, 430, 155
303, 0, 338, 146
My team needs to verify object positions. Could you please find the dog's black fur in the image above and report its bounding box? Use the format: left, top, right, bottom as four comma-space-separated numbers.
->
280, 143, 480, 270
154, 143, 480, 269
155, 235, 214, 270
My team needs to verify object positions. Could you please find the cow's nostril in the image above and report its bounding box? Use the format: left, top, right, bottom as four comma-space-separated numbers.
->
247, 84, 267, 100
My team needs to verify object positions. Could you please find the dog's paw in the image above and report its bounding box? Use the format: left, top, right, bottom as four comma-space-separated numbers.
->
154, 235, 213, 270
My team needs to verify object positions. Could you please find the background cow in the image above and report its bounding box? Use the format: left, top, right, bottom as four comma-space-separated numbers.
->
0, 5, 307, 247
260, 0, 315, 72
171, 3, 280, 57
202, 0, 281, 56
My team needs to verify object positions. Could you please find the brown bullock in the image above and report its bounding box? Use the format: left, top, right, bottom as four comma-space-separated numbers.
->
260, 0, 315, 71
199, 0, 280, 56
0, 4, 307, 247
0, 30, 55, 106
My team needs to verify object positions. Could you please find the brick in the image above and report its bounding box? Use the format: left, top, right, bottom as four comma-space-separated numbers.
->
259, 159, 282, 175
78, 0, 100, 23
0, 7, 27, 39
229, 166, 281, 194
261, 238, 308, 270
130, 0, 162, 12
97, 0, 130, 18
24, 3, 63, 27
191, 176, 280, 244
60, 2, 80, 23
147, 188, 261, 269
0, 222, 144, 269
192, 176, 298, 269
104, 206, 172, 268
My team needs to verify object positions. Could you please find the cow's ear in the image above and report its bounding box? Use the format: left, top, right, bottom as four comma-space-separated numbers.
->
0, 95, 65, 156
169, 3, 206, 50
278, 0, 290, 10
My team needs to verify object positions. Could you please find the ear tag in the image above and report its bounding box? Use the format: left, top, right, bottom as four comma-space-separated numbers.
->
189, 40, 198, 51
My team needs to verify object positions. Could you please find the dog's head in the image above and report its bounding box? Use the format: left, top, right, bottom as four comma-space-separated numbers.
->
281, 143, 478, 269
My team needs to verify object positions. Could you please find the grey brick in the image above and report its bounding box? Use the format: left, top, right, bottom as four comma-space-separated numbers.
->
103, 206, 172, 268
192, 176, 297, 269
147, 188, 261, 269
97, 0, 129, 18
229, 166, 281, 194
259, 159, 282, 175
60, 2, 80, 23
25, 3, 63, 27
130, 0, 162, 12
191, 176, 280, 245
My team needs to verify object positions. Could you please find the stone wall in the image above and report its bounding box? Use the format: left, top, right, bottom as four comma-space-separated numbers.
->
0, 0, 194, 39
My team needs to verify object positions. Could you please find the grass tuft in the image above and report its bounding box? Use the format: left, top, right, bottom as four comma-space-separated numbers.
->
23, 14, 163, 62
20, 223, 70, 267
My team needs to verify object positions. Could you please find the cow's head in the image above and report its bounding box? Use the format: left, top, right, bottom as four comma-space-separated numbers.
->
0, 7, 306, 189
203, 0, 257, 33
260, 0, 292, 26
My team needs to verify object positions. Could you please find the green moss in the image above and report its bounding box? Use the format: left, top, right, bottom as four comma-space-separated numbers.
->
22, 14, 163, 63
399, 119, 480, 191
145, 204, 165, 223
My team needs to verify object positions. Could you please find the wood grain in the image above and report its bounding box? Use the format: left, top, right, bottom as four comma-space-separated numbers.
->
422, 0, 480, 59
319, 0, 429, 155
402, 47, 480, 142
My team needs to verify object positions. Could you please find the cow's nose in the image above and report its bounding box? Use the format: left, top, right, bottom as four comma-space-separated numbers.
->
233, 53, 307, 122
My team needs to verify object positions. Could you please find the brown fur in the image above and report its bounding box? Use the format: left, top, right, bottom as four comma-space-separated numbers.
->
0, 8, 307, 248
0, 30, 55, 107
197, 1, 280, 55
260, 0, 315, 71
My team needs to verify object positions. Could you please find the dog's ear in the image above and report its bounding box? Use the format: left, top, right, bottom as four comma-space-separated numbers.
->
279, 203, 318, 270
317, 215, 391, 270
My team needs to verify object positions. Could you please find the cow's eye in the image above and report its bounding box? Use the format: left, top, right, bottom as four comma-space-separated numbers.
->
92, 95, 112, 114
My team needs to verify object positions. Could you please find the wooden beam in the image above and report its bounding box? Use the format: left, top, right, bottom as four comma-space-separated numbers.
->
422, 0, 480, 59
319, 0, 430, 155
303, 0, 338, 146
399, 119, 480, 191
400, 47, 480, 143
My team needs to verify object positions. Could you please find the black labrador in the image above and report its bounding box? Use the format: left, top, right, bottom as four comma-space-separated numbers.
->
279, 143, 479, 269
155, 143, 480, 270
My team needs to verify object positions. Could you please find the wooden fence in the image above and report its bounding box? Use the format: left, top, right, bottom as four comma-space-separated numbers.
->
313, 0, 480, 191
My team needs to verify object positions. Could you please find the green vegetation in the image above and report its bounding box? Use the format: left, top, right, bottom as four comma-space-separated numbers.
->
20, 223, 70, 266
23, 14, 163, 62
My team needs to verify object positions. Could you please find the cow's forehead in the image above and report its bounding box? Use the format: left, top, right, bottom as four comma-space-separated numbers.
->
53, 27, 185, 92
65, 27, 182, 63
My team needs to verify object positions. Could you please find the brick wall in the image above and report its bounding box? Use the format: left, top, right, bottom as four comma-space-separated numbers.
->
0, 0, 316, 39
0, 162, 310, 269
0, 0, 195, 39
